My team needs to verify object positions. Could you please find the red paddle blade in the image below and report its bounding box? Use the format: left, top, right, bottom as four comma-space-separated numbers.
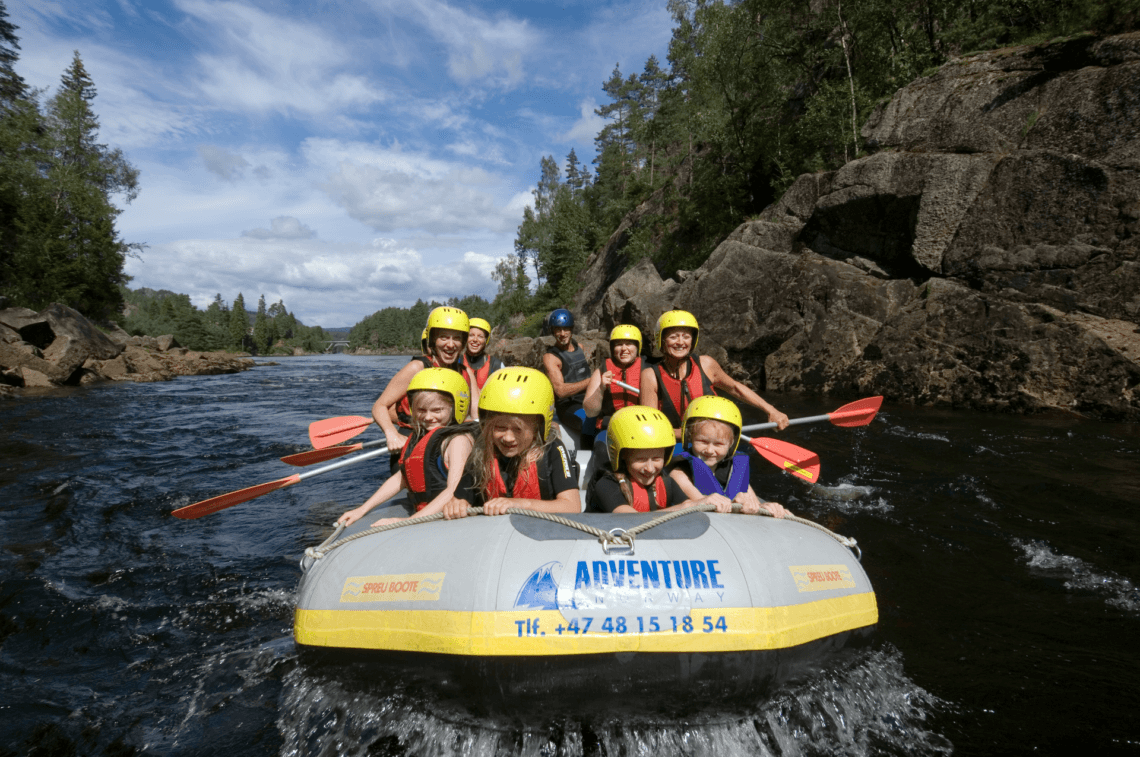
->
750, 437, 821, 482
828, 396, 882, 427
280, 444, 363, 467
172, 474, 301, 520
309, 415, 372, 449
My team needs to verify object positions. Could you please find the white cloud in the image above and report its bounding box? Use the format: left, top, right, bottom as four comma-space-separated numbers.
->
367, 0, 539, 88
242, 216, 316, 240
176, 0, 385, 116
560, 98, 605, 144
125, 236, 503, 326
304, 138, 520, 234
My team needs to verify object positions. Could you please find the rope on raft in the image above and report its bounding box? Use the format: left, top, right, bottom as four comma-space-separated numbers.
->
303, 505, 860, 568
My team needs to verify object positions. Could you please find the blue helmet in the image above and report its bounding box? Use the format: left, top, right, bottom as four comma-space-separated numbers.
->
549, 308, 574, 329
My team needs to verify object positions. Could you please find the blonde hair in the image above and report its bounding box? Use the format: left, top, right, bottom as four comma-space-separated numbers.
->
467, 411, 553, 497
408, 389, 455, 436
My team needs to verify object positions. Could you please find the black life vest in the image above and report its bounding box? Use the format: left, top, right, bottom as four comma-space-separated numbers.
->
596, 356, 642, 431
650, 357, 716, 429
546, 340, 591, 387
399, 424, 475, 510
595, 470, 669, 512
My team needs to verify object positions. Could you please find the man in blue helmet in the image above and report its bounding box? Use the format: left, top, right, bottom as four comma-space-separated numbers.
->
541, 308, 592, 434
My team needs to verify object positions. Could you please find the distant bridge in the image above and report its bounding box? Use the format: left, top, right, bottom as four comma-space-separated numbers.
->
321, 339, 351, 354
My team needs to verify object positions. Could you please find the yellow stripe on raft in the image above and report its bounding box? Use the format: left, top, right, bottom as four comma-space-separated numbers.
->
294, 592, 877, 655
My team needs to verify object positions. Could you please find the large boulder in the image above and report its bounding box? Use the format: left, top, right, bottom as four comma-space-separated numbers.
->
580, 32, 1140, 419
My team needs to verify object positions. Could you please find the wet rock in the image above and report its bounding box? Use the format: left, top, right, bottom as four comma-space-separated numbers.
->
155, 334, 181, 352
577, 32, 1140, 419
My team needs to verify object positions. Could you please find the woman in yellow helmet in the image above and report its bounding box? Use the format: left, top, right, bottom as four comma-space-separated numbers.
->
640, 309, 789, 439
582, 324, 643, 434
445, 367, 581, 518
465, 317, 505, 390
588, 406, 738, 514
338, 368, 476, 526
372, 307, 479, 470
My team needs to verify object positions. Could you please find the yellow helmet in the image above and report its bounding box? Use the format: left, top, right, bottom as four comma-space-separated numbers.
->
469, 317, 492, 337
681, 396, 742, 456
426, 306, 470, 336
407, 367, 471, 421
608, 324, 642, 355
420, 327, 429, 355
478, 367, 555, 440
606, 406, 675, 469
655, 309, 699, 352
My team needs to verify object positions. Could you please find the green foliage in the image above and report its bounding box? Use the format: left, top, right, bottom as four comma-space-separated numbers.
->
122, 286, 328, 354
0, 38, 140, 321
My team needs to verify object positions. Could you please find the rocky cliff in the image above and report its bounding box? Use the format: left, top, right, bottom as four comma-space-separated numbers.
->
575, 33, 1140, 420
0, 304, 255, 397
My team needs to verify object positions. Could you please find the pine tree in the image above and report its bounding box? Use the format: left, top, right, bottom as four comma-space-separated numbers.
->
0, 0, 26, 104
253, 294, 270, 354
229, 293, 248, 350
19, 51, 142, 319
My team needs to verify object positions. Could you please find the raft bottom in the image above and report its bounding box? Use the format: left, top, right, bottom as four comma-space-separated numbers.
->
296, 626, 875, 714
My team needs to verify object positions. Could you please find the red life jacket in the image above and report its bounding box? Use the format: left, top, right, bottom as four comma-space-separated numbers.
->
650, 357, 716, 429
399, 426, 476, 511
485, 456, 544, 500
596, 356, 642, 431
396, 355, 467, 428
627, 476, 669, 513
466, 353, 503, 390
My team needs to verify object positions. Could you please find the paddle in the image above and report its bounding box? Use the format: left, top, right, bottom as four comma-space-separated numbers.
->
173, 447, 390, 520
740, 396, 882, 434
740, 434, 820, 482
608, 378, 820, 481
280, 437, 388, 466
309, 415, 373, 449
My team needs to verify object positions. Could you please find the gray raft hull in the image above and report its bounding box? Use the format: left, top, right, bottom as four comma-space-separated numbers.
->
294, 496, 877, 697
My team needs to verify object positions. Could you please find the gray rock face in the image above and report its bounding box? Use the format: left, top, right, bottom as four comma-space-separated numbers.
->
0, 304, 253, 393
576, 32, 1140, 420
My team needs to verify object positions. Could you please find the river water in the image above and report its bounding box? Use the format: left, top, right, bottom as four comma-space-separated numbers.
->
0, 354, 1136, 756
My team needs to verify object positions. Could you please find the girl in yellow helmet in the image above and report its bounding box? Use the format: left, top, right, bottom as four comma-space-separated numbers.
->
371, 307, 480, 472
445, 367, 581, 518
668, 396, 789, 518
640, 309, 789, 439
337, 368, 477, 527
588, 406, 739, 514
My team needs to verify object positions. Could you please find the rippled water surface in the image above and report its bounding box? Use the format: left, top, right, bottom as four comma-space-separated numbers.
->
1, 355, 1137, 755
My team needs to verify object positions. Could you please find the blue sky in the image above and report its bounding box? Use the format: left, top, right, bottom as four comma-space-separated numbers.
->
11, 0, 674, 326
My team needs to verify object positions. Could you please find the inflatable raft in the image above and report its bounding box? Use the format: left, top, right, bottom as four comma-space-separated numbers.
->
293, 431, 877, 699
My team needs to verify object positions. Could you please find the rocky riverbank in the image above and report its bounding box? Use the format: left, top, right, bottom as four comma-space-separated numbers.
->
571, 32, 1140, 421
0, 304, 255, 397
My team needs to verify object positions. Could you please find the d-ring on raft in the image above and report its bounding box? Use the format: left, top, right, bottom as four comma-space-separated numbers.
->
293, 430, 877, 703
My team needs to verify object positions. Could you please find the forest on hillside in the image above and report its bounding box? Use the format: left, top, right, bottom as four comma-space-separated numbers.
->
489, 0, 1139, 325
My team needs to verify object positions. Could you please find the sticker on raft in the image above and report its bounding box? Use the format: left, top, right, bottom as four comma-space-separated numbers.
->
340, 573, 445, 603
788, 565, 855, 593
513, 543, 752, 625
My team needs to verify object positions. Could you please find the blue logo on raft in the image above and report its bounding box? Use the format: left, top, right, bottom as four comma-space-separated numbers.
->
514, 561, 561, 609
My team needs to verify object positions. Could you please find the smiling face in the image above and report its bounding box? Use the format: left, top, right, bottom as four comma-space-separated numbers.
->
466, 326, 487, 357
624, 447, 666, 487
410, 390, 454, 430
689, 419, 735, 467
610, 339, 638, 367
432, 328, 466, 365
661, 326, 694, 360
488, 414, 539, 458
552, 325, 573, 349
